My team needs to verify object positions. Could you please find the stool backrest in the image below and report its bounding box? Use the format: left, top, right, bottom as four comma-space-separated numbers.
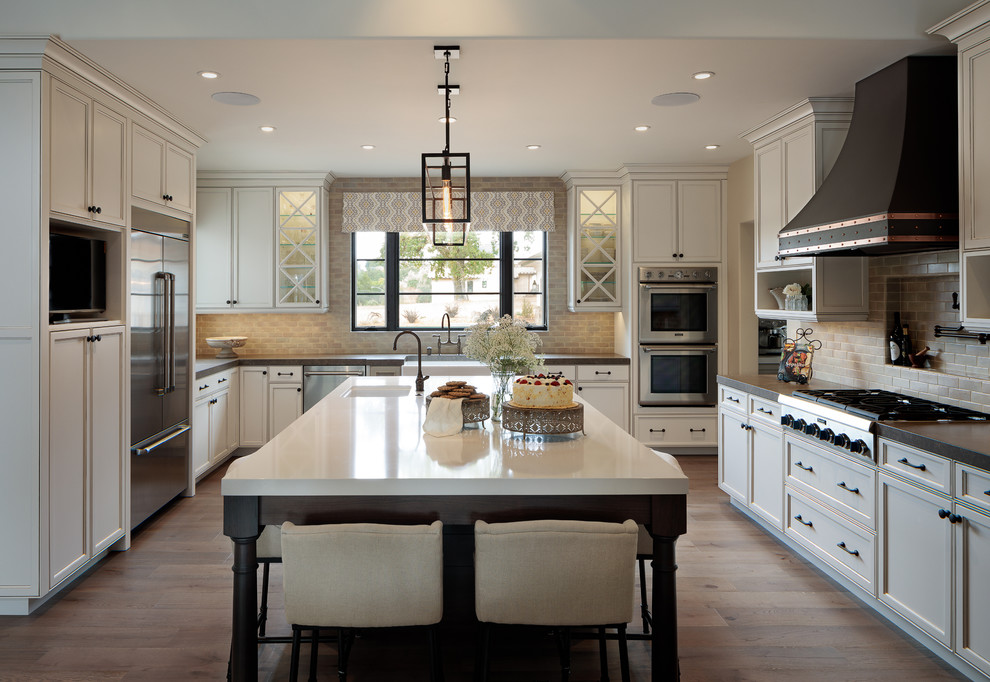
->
281, 521, 443, 628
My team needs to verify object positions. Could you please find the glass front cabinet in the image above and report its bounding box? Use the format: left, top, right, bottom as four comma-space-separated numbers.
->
567, 185, 621, 311
276, 189, 322, 307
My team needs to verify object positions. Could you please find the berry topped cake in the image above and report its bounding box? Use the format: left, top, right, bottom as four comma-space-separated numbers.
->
510, 373, 575, 408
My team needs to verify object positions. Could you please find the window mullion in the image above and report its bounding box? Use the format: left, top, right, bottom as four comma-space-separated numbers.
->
386, 233, 399, 329
500, 232, 513, 317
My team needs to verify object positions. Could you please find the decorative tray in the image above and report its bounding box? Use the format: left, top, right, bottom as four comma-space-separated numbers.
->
426, 395, 491, 425
500, 402, 584, 435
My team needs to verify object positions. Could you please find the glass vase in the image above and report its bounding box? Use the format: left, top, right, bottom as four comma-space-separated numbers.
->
785, 294, 809, 311
490, 370, 515, 422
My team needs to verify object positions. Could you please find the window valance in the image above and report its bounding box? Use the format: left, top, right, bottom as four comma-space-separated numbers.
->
342, 191, 554, 232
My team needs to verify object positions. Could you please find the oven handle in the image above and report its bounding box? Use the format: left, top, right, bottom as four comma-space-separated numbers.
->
640, 283, 717, 291
641, 345, 717, 352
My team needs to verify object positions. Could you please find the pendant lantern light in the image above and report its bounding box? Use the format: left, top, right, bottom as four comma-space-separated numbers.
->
422, 45, 470, 247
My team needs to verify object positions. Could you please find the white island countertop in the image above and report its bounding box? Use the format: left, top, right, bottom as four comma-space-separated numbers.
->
222, 375, 687, 497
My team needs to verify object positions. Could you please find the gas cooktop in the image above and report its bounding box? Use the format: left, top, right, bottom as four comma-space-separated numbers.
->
791, 389, 990, 422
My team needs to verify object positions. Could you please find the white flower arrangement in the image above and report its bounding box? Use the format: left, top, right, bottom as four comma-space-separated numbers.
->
782, 282, 803, 297
463, 312, 543, 374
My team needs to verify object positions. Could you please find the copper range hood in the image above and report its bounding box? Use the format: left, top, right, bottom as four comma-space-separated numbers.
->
778, 56, 958, 257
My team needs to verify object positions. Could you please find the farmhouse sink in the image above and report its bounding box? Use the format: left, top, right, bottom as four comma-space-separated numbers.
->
401, 355, 489, 377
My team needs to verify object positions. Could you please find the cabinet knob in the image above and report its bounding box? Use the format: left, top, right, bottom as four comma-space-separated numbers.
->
262, 371, 267, 375
94, 334, 101, 342
95, 206, 102, 214
226, 300, 231, 305
678, 253, 684, 258
232, 300, 238, 304
577, 386, 582, 391
316, 299, 320, 305
297, 387, 301, 392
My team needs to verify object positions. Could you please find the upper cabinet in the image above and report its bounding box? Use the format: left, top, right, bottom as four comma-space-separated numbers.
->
195, 173, 331, 313
131, 123, 194, 216
565, 183, 621, 311
631, 179, 724, 264
49, 78, 127, 229
931, 2, 990, 330
743, 99, 869, 321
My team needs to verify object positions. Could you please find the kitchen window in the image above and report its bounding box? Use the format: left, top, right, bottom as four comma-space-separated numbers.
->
352, 230, 547, 331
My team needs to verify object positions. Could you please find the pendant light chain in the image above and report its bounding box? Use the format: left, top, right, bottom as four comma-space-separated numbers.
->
443, 50, 452, 155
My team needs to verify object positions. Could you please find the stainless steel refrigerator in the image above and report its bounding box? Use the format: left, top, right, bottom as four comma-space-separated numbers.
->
129, 209, 191, 529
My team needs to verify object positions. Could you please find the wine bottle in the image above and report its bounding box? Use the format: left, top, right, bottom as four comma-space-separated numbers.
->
901, 323, 914, 364
889, 313, 905, 365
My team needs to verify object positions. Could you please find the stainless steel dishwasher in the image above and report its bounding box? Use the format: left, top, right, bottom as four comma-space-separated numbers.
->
302, 365, 365, 412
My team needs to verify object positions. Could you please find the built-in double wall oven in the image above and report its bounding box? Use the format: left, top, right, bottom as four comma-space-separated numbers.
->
638, 266, 718, 406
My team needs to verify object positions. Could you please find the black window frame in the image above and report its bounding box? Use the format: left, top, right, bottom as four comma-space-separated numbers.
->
351, 231, 548, 331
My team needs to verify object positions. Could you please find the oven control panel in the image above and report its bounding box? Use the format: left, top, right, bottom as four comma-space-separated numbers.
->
778, 404, 875, 463
639, 266, 717, 283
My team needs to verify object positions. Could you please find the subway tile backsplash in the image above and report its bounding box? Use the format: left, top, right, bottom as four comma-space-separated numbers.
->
805, 251, 990, 412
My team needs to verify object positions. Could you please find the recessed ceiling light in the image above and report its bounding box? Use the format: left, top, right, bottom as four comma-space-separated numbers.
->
211, 91, 261, 106
526, 144, 541, 150
651, 92, 701, 107
634, 125, 651, 132
692, 71, 715, 80
198, 70, 220, 79
361, 144, 376, 150
705, 144, 720, 150
439, 116, 457, 123
259, 125, 276, 133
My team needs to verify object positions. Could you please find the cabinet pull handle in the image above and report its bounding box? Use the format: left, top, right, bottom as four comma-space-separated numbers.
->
898, 457, 926, 471
757, 407, 773, 414
794, 461, 813, 472
649, 428, 666, 433
595, 370, 611, 375
689, 427, 706, 432
218, 378, 227, 384
837, 481, 860, 494
726, 396, 739, 403
199, 384, 209, 391
794, 514, 813, 527
836, 542, 860, 557
984, 490, 990, 496
277, 371, 294, 376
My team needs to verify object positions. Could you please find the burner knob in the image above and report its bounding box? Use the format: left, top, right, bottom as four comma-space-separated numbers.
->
833, 433, 851, 449
818, 428, 835, 443
780, 414, 793, 427
804, 422, 820, 437
792, 418, 807, 432
850, 439, 870, 455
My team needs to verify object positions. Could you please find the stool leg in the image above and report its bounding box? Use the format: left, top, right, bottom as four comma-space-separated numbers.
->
338, 628, 355, 682
554, 627, 572, 682
309, 627, 319, 682
475, 622, 490, 682
598, 626, 610, 682
638, 557, 651, 635
428, 624, 444, 682
258, 561, 271, 637
290, 626, 302, 682
617, 624, 630, 682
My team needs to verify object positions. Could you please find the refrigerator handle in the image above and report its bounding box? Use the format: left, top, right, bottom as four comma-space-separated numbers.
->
155, 272, 169, 396
166, 272, 176, 393
131, 424, 191, 455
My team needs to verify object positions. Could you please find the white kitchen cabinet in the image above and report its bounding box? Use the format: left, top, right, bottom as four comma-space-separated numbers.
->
224, 370, 240, 453
131, 123, 193, 215
636, 412, 716, 448
269, 366, 303, 437
749, 418, 783, 528
239, 366, 269, 447
48, 325, 125, 588
878, 471, 953, 647
954, 502, 990, 674
49, 78, 127, 228
743, 99, 869, 322
631, 180, 723, 264
574, 364, 628, 431
718, 402, 749, 504
932, 6, 990, 329
565, 184, 621, 311
196, 175, 331, 312
191, 369, 237, 478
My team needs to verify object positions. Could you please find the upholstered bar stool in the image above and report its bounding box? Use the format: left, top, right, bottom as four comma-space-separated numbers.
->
281, 520, 445, 682
473, 519, 638, 682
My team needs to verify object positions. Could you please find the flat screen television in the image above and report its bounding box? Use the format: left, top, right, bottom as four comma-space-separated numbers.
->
49, 233, 107, 319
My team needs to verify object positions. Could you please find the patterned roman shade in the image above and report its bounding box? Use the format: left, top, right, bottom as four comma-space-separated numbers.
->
342, 191, 554, 232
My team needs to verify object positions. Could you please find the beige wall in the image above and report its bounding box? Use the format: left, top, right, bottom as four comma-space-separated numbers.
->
797, 252, 990, 411
196, 177, 615, 358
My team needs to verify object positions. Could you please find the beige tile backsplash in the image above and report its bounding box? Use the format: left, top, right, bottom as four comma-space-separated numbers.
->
802, 251, 990, 412
196, 177, 615, 358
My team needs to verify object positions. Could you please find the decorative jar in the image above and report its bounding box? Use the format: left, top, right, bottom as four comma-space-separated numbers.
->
785, 295, 809, 311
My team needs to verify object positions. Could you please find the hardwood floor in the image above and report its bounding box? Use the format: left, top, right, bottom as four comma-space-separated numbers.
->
0, 455, 965, 681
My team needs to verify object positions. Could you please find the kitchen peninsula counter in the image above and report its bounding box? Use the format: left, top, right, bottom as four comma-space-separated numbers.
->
222, 374, 686, 681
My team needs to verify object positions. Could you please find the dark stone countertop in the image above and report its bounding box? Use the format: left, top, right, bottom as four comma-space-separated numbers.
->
196, 353, 629, 379
718, 374, 990, 474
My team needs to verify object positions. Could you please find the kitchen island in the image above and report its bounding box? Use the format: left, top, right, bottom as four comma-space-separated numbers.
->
223, 375, 688, 681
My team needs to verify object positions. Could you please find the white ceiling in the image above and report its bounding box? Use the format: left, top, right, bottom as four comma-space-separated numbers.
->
4, 0, 973, 176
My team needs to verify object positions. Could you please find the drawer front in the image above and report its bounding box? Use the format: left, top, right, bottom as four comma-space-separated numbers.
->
576, 364, 629, 382
880, 439, 951, 494
541, 364, 577, 380
956, 463, 990, 515
268, 365, 303, 384
719, 385, 747, 411
636, 415, 716, 446
785, 436, 876, 528
194, 369, 235, 398
786, 488, 876, 593
749, 395, 780, 428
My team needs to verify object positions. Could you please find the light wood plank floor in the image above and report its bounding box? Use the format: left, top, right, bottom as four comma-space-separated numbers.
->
0, 456, 966, 681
